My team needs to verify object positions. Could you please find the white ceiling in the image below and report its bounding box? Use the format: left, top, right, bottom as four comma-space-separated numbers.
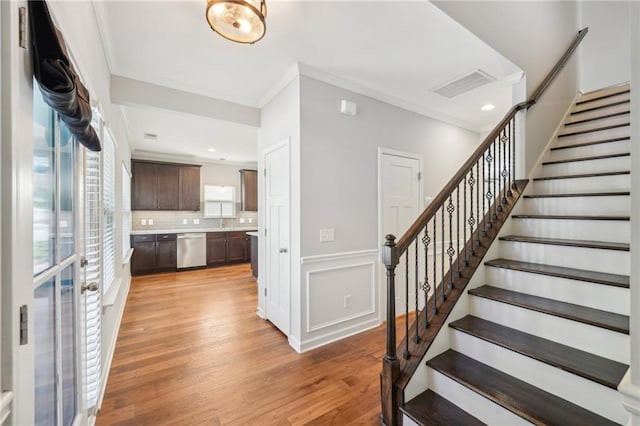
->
94, 1, 521, 161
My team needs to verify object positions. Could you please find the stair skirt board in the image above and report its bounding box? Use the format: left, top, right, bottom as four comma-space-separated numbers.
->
547, 140, 630, 161
485, 267, 630, 315
449, 330, 627, 423
510, 217, 630, 244
521, 195, 630, 216
532, 173, 630, 194
498, 241, 629, 275
469, 296, 630, 364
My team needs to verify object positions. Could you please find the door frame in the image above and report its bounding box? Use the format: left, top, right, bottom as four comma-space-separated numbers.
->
377, 147, 424, 323
259, 138, 291, 335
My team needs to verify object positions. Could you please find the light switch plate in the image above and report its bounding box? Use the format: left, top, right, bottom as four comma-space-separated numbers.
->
239, 218, 246, 224
141, 219, 147, 226
319, 228, 334, 242
194, 219, 199, 225
148, 219, 154, 225
183, 219, 188, 225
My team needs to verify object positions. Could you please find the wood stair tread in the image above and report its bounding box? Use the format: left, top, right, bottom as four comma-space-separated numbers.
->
565, 110, 629, 126
576, 88, 630, 105
468, 285, 629, 334
401, 389, 486, 426
524, 191, 629, 198
550, 136, 630, 151
571, 99, 629, 115
485, 258, 629, 288
533, 171, 630, 181
426, 350, 618, 426
558, 122, 629, 137
499, 235, 629, 251
542, 152, 630, 165
449, 315, 628, 389
512, 214, 630, 221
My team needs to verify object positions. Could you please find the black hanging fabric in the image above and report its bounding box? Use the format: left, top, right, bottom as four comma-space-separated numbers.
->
29, 0, 101, 152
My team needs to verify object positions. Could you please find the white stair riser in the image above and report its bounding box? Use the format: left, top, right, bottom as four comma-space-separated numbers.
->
547, 140, 630, 162
450, 331, 628, 424
427, 368, 530, 426
402, 414, 420, 426
567, 103, 630, 124
558, 115, 629, 136
522, 195, 630, 216
533, 174, 630, 194
572, 92, 630, 113
486, 267, 630, 315
510, 218, 630, 244
470, 296, 630, 364
554, 126, 629, 147
542, 156, 630, 176
498, 241, 629, 275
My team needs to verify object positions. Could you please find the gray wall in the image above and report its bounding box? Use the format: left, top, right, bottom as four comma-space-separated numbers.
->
578, 1, 631, 92
299, 75, 481, 257
433, 1, 580, 175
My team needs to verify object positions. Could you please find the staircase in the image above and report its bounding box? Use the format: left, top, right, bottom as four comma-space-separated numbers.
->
401, 83, 631, 425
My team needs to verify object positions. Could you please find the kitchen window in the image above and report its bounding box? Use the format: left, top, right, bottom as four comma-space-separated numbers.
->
203, 185, 236, 218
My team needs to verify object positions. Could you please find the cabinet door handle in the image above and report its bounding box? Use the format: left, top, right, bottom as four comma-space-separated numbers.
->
279, 248, 288, 254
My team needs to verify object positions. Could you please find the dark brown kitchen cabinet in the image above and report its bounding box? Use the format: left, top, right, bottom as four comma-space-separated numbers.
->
206, 231, 251, 266
240, 169, 258, 212
132, 160, 201, 211
132, 161, 158, 210
179, 166, 201, 211
206, 232, 227, 265
131, 233, 177, 275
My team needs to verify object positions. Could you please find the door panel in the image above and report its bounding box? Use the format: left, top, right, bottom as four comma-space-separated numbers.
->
381, 152, 421, 317
265, 143, 290, 335
157, 164, 180, 210
179, 166, 201, 211
156, 240, 177, 270
132, 161, 157, 210
206, 233, 227, 265
228, 232, 248, 262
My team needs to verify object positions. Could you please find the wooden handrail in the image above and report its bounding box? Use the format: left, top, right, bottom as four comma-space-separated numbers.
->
394, 27, 588, 255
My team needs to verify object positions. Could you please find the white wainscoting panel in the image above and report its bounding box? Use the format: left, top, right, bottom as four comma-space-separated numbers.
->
0, 392, 13, 425
299, 249, 380, 352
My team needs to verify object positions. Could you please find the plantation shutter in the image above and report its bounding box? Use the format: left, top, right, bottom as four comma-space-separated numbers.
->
84, 148, 102, 410
102, 132, 116, 293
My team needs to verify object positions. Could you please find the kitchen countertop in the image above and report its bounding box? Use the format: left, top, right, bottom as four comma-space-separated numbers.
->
246, 231, 259, 237
131, 227, 258, 235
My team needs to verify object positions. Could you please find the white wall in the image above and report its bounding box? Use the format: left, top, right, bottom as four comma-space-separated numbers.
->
433, 1, 580, 176
578, 1, 631, 93
257, 77, 301, 341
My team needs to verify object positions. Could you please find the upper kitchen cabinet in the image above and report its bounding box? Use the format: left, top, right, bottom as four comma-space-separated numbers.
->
132, 160, 201, 211
240, 169, 257, 211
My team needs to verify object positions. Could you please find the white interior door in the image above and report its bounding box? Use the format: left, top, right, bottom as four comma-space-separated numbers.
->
380, 150, 422, 317
264, 142, 290, 335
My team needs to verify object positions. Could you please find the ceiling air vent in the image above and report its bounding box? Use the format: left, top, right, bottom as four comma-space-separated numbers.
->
432, 69, 496, 98
143, 132, 158, 141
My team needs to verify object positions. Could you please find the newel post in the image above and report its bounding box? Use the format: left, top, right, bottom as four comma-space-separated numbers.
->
381, 234, 401, 426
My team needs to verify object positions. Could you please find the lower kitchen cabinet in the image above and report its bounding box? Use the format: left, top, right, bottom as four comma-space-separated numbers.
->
206, 231, 251, 266
131, 233, 177, 275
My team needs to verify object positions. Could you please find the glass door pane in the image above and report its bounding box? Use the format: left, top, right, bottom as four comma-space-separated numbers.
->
34, 278, 57, 426
60, 265, 77, 426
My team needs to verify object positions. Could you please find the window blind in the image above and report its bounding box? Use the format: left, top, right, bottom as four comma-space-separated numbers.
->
102, 132, 115, 293
84, 149, 102, 411
122, 163, 131, 259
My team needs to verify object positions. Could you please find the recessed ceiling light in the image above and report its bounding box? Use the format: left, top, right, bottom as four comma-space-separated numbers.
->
207, 148, 216, 152
481, 104, 495, 112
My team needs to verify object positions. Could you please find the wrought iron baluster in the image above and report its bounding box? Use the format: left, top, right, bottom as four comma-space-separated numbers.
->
512, 117, 517, 190
475, 160, 480, 246
482, 152, 486, 230
447, 195, 454, 289
486, 145, 493, 225
422, 226, 430, 329
497, 133, 502, 212
502, 129, 508, 204
441, 207, 445, 301
463, 176, 467, 265
493, 140, 497, 220
432, 217, 437, 314
468, 168, 476, 257
404, 252, 409, 359
507, 119, 514, 196
456, 186, 460, 276
414, 239, 419, 343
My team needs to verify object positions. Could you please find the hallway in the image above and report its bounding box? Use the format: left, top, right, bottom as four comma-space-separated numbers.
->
97, 264, 385, 425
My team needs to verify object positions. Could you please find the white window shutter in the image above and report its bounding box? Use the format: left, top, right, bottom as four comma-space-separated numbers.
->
84, 149, 102, 411
102, 133, 116, 293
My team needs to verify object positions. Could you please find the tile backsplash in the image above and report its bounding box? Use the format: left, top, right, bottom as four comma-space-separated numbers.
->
132, 205, 258, 231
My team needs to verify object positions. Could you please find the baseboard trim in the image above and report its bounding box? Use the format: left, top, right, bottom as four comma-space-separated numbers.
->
95, 276, 131, 412
256, 307, 266, 319
619, 370, 640, 421
0, 391, 13, 425
296, 318, 381, 353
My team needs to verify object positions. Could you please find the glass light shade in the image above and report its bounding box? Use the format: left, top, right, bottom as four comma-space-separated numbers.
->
206, 0, 267, 44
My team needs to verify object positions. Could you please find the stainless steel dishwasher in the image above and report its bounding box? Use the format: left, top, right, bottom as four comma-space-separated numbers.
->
177, 233, 207, 269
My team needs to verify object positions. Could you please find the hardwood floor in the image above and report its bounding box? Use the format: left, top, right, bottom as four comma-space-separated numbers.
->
97, 264, 390, 425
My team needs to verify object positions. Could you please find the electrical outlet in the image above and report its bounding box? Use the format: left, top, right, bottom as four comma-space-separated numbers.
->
319, 228, 334, 242
194, 219, 199, 225
148, 219, 154, 225
183, 219, 188, 225
239, 218, 246, 224
344, 295, 351, 309
248, 218, 253, 223
141, 219, 147, 226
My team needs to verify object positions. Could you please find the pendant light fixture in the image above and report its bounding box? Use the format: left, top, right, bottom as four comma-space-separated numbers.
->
206, 0, 267, 44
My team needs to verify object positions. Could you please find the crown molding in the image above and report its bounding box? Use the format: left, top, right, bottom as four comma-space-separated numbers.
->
132, 149, 257, 168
